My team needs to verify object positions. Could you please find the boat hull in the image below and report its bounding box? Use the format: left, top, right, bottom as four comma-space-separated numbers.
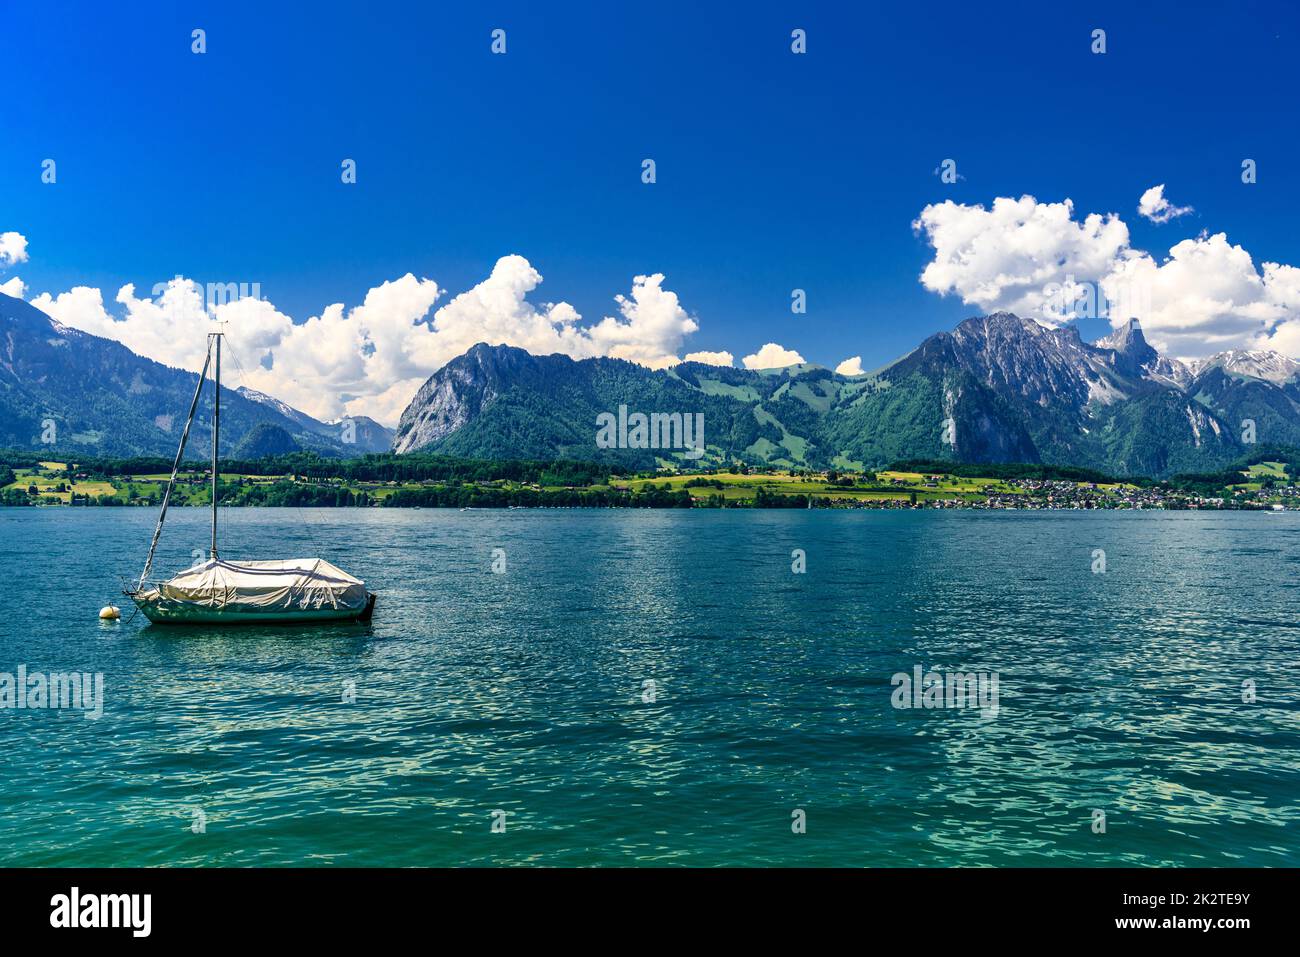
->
131, 591, 376, 626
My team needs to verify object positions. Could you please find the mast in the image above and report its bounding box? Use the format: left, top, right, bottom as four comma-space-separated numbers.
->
211, 330, 221, 559
137, 337, 213, 587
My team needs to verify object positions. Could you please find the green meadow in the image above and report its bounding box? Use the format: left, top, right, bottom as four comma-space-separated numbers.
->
0, 454, 1292, 509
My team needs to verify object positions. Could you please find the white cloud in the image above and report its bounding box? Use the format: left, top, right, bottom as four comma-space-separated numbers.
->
586, 272, 699, 368
0, 231, 29, 266
423, 258, 698, 373
0, 276, 25, 298
913, 196, 1130, 321
682, 350, 734, 367
835, 356, 864, 376
1137, 184, 1193, 224
742, 342, 805, 369
426, 254, 586, 365
1103, 233, 1300, 358
914, 193, 1300, 359
27, 255, 707, 424
32, 285, 122, 335
35, 279, 241, 375
36, 273, 448, 424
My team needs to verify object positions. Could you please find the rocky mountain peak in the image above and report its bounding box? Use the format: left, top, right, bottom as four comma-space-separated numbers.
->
1096, 318, 1156, 366
392, 343, 525, 453
1096, 317, 1148, 351
934, 312, 1114, 409
1091, 317, 1191, 387
1194, 349, 1300, 386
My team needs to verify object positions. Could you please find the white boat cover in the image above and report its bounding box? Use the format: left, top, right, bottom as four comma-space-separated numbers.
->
158, 558, 369, 611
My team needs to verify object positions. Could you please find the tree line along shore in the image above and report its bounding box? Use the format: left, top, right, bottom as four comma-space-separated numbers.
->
3, 449, 1299, 510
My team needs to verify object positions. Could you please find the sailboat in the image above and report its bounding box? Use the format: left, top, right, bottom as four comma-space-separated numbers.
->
125, 329, 377, 625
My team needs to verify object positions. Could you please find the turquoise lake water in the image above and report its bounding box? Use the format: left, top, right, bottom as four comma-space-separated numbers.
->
0, 507, 1296, 866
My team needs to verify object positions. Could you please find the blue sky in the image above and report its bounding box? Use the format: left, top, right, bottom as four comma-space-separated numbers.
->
3, 1, 1299, 419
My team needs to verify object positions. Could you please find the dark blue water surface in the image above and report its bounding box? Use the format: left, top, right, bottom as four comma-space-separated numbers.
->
0, 507, 1296, 866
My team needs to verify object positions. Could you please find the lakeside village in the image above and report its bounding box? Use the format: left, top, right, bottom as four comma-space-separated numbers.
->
3, 452, 1298, 511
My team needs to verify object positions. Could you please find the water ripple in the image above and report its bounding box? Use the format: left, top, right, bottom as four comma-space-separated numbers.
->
0, 508, 1296, 866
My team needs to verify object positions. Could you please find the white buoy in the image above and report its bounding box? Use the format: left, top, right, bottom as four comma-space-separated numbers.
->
99, 605, 121, 620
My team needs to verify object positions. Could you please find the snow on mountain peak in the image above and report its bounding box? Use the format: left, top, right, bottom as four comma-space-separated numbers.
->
1192, 350, 1300, 386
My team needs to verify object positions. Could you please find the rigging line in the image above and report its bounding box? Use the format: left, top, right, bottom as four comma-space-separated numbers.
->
216, 333, 258, 549
224, 329, 338, 550
212, 330, 335, 557
219, 339, 251, 545
223, 335, 251, 391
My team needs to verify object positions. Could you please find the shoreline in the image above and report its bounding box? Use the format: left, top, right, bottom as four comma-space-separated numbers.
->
7, 457, 1297, 511
2, 500, 1291, 512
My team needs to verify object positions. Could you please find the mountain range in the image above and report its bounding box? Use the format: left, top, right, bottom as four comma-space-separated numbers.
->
6, 286, 1300, 477
0, 292, 392, 458
394, 314, 1300, 477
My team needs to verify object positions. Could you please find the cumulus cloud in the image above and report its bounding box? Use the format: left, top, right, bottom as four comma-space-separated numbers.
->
425, 258, 699, 374
32, 285, 124, 335
914, 193, 1300, 359
0, 231, 29, 266
33, 279, 301, 381
1137, 184, 1193, 224
835, 356, 864, 376
426, 255, 584, 364
682, 350, 734, 367
742, 342, 805, 370
586, 272, 699, 368
0, 230, 27, 297
1103, 232, 1300, 357
913, 196, 1130, 321
25, 254, 708, 424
